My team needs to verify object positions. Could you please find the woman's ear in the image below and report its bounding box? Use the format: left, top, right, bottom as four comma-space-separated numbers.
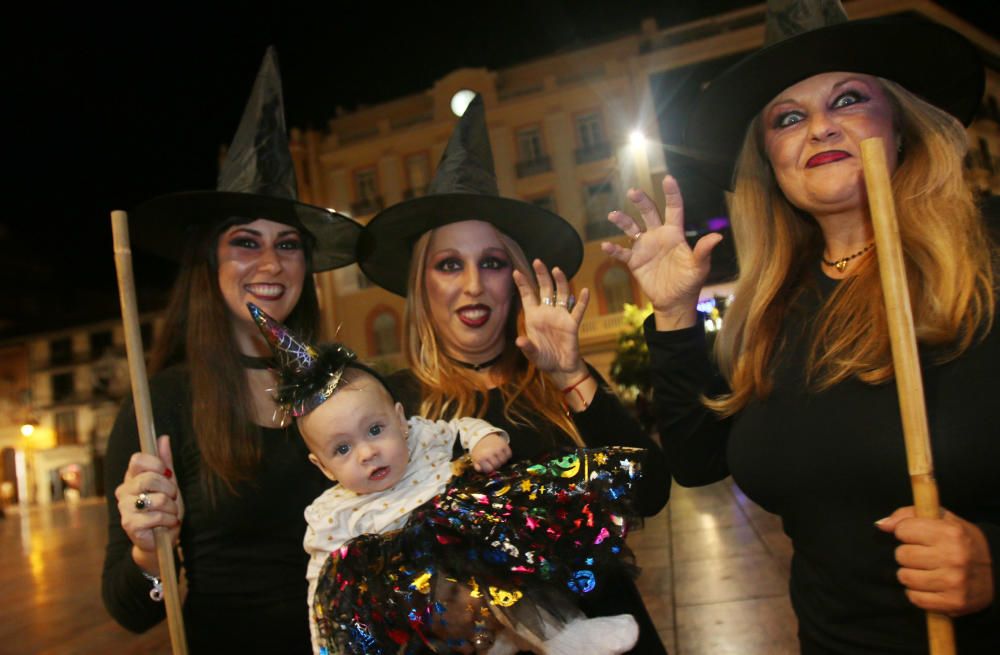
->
307, 453, 338, 482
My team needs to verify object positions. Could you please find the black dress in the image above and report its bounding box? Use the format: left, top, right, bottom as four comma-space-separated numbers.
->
101, 365, 329, 654
646, 273, 1000, 654
387, 365, 671, 655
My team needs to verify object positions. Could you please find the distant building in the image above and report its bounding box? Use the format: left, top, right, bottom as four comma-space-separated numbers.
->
290, 0, 999, 374
4, 314, 160, 505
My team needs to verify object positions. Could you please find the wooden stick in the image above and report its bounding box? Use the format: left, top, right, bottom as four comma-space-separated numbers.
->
111, 210, 189, 655
860, 139, 955, 655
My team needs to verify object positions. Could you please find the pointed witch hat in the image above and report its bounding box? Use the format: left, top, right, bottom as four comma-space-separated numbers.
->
247, 302, 358, 417
357, 93, 583, 296
132, 47, 361, 271
685, 0, 984, 189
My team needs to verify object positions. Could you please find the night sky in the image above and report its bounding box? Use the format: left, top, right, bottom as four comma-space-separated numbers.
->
4, 1, 996, 338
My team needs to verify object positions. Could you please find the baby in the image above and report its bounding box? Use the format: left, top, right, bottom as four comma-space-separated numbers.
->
248, 303, 640, 655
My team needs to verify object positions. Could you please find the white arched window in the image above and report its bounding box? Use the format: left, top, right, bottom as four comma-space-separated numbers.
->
600, 264, 634, 314
371, 311, 400, 356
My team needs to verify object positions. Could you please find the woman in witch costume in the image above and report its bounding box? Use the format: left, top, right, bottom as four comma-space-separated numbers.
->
246, 302, 643, 655
101, 48, 361, 653
356, 94, 670, 654
603, 0, 999, 652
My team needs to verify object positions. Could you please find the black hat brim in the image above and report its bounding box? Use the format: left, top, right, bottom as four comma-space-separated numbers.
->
357, 193, 584, 296
132, 191, 362, 271
685, 17, 985, 189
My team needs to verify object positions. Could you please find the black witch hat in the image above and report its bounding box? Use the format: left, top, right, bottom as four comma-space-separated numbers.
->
685, 0, 984, 189
131, 47, 361, 271
357, 94, 583, 296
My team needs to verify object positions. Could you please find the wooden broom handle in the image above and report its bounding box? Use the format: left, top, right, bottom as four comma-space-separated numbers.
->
860, 139, 955, 655
111, 210, 189, 655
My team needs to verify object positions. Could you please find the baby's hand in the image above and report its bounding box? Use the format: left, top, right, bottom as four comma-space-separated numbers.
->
470, 433, 511, 473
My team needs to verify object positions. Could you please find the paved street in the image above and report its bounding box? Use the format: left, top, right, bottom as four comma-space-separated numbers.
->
0, 479, 797, 654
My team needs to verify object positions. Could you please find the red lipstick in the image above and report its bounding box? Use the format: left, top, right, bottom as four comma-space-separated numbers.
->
457, 304, 491, 328
806, 150, 850, 168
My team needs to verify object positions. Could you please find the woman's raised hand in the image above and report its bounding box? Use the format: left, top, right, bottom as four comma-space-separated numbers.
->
513, 259, 590, 381
601, 176, 723, 330
115, 435, 183, 575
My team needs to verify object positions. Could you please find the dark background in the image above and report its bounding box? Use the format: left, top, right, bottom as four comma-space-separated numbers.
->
4, 1, 996, 337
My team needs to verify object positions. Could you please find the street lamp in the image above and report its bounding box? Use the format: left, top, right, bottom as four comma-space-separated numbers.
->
629, 127, 653, 200
450, 89, 476, 117
20, 421, 35, 437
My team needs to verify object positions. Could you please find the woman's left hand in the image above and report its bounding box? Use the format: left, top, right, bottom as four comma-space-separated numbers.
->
876, 506, 995, 616
513, 259, 590, 381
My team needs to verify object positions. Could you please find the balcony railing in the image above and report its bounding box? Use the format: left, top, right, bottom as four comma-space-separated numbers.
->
515, 156, 552, 178
574, 142, 612, 165
350, 195, 385, 216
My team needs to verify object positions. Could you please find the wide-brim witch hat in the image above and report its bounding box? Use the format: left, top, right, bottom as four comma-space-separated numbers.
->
357, 94, 583, 296
685, 0, 985, 190
247, 302, 357, 417
131, 47, 361, 271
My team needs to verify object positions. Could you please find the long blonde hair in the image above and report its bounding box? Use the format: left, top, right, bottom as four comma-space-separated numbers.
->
403, 224, 584, 446
709, 78, 996, 416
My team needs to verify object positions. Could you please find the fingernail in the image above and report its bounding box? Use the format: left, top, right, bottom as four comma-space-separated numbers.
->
164, 468, 173, 479
874, 516, 889, 526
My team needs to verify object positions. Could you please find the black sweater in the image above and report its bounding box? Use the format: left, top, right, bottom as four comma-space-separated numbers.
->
646, 275, 1000, 654
387, 365, 671, 655
101, 366, 328, 654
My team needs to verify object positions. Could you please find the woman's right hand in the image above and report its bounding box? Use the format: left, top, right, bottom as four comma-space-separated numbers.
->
601, 175, 724, 330
114, 435, 182, 574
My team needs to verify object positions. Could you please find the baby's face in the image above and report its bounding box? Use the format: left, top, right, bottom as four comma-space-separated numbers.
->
299, 370, 409, 494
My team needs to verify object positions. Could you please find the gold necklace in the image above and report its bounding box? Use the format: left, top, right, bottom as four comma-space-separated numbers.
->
822, 242, 875, 272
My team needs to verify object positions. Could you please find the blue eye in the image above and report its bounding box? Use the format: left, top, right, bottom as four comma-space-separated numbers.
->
435, 258, 462, 273
480, 256, 510, 270
832, 90, 867, 109
368, 424, 383, 437
774, 111, 804, 129
334, 443, 351, 456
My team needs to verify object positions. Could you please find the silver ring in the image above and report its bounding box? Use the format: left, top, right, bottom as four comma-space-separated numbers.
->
135, 492, 151, 511
542, 296, 553, 306
631, 231, 643, 242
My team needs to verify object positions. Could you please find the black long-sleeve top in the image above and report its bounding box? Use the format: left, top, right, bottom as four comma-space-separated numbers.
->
646, 274, 1000, 654
387, 364, 671, 655
101, 365, 328, 654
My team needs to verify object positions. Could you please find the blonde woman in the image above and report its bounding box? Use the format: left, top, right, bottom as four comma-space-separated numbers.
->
604, 1, 998, 653
358, 94, 670, 654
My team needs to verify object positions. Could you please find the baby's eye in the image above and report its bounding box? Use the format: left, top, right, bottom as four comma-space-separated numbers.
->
368, 424, 383, 437
334, 443, 351, 456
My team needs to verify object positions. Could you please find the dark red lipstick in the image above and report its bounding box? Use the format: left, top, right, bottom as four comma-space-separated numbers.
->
806, 150, 850, 168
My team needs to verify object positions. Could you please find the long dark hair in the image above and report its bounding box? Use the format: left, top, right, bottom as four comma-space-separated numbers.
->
150, 220, 320, 493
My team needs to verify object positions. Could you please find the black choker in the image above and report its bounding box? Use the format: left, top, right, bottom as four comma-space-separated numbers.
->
446, 352, 503, 372
239, 354, 275, 370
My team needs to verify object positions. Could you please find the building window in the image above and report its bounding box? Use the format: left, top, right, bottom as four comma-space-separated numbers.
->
367, 308, 401, 356
90, 330, 112, 359
598, 263, 635, 315
351, 166, 383, 215
55, 409, 78, 445
515, 126, 552, 177
404, 152, 430, 198
529, 194, 557, 213
582, 181, 619, 240
50, 337, 73, 366
575, 112, 611, 164
51, 372, 75, 403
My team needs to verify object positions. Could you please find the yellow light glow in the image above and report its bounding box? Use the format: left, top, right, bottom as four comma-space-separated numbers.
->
629, 129, 646, 149
20, 423, 34, 437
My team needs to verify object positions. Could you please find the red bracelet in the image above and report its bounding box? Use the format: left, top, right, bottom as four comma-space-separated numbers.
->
561, 372, 592, 408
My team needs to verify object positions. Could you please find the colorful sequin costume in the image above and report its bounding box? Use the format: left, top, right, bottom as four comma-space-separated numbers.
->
312, 446, 643, 655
